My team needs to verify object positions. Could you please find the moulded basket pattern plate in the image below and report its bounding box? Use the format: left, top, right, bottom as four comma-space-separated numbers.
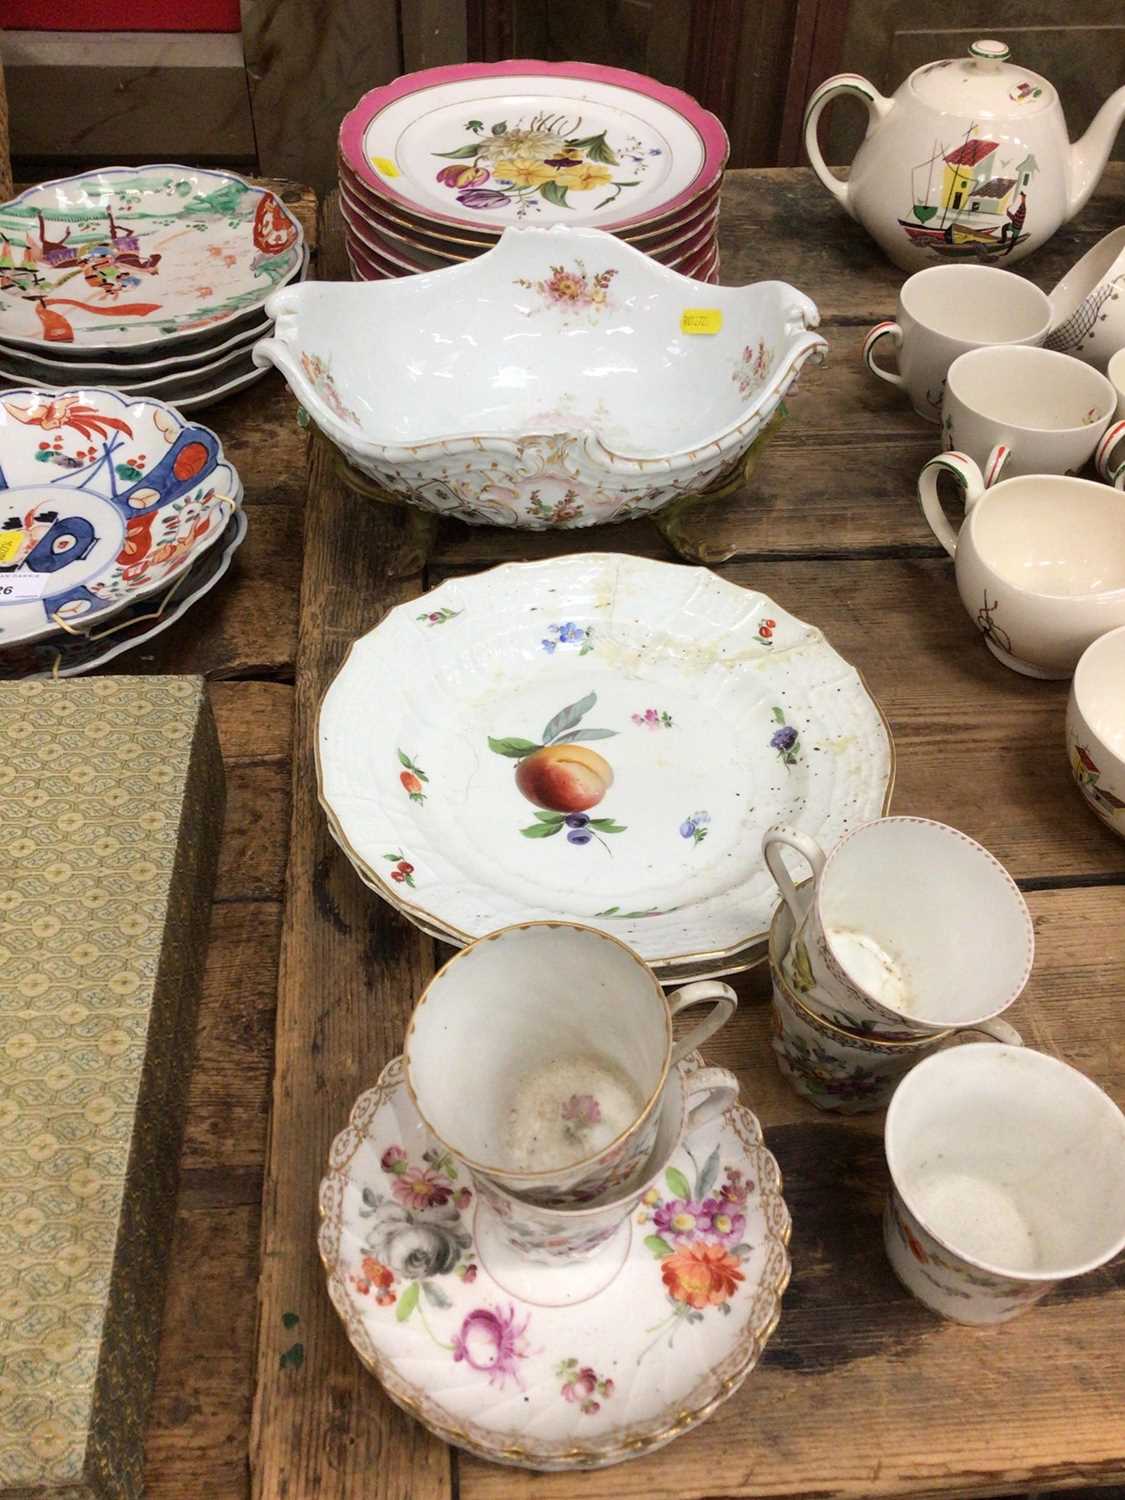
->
0, 166, 304, 351
318, 554, 895, 966
339, 61, 728, 236
318, 1055, 791, 1471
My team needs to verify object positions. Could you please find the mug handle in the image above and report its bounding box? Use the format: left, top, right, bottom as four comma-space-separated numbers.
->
862, 321, 905, 388
762, 824, 825, 930
954, 1017, 1023, 1046
667, 980, 738, 1066
1095, 418, 1125, 487
917, 450, 986, 557
983, 444, 1011, 488
683, 1065, 740, 1132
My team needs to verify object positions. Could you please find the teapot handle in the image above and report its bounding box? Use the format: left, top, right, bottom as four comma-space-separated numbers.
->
803, 74, 892, 219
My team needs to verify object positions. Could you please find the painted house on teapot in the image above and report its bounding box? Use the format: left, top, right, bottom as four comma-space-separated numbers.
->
941, 138, 1038, 218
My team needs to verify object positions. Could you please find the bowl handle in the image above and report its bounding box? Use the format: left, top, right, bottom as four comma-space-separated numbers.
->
917, 451, 985, 558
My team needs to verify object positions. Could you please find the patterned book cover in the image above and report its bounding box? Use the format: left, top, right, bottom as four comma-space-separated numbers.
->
0, 677, 224, 1498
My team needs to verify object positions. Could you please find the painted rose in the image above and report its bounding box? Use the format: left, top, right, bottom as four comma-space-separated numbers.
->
365, 1201, 471, 1280
661, 1242, 745, 1309
451, 1304, 532, 1388
381, 1145, 408, 1174
435, 163, 489, 189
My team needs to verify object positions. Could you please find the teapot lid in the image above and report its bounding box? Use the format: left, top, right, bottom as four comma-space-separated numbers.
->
909, 40, 1055, 118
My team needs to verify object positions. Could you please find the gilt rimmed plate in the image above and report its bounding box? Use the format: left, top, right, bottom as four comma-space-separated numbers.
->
1, 504, 247, 679
319, 1055, 790, 1471
318, 555, 895, 967
0, 166, 303, 352
339, 62, 727, 237
0, 386, 239, 644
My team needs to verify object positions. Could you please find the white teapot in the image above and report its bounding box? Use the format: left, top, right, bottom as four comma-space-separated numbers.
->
804, 39, 1125, 271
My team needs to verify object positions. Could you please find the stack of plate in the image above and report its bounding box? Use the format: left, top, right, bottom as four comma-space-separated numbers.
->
0, 166, 306, 409
0, 386, 246, 678
317, 554, 894, 984
337, 61, 728, 284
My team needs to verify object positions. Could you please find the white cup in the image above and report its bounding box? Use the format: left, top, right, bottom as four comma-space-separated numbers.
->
470, 1058, 738, 1264
1044, 225, 1125, 370
1094, 347, 1125, 486
884, 1044, 1125, 1324
939, 345, 1116, 480
762, 817, 1033, 1038
404, 921, 736, 1207
917, 461, 1125, 678
863, 264, 1051, 422
1067, 622, 1125, 840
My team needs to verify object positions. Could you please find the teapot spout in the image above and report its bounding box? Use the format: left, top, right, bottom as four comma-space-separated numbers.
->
1070, 85, 1125, 218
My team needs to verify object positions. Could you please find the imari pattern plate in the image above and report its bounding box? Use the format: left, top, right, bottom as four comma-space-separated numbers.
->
0, 166, 303, 351
0, 387, 239, 644
319, 1056, 790, 1470
318, 554, 895, 967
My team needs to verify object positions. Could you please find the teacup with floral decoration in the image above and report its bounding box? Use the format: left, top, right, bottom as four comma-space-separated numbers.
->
884, 1043, 1125, 1324
470, 1056, 738, 1264
404, 921, 736, 1208
763, 817, 1032, 1039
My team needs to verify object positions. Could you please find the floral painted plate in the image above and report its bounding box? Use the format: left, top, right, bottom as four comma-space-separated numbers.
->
339, 62, 728, 237
0, 166, 303, 351
318, 554, 895, 967
319, 1055, 790, 1470
0, 504, 247, 678
0, 387, 240, 644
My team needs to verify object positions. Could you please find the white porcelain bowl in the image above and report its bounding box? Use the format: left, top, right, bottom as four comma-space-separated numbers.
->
253, 225, 826, 529
1067, 624, 1125, 838
1045, 225, 1125, 370
918, 463, 1125, 678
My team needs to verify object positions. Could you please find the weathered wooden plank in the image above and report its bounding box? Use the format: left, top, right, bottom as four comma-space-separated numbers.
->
248, 421, 452, 1497
458, 884, 1125, 1500
145, 1202, 260, 1500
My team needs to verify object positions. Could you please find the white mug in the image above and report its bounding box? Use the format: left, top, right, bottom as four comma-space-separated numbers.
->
1094, 347, 1125, 485
884, 1044, 1125, 1324
940, 345, 1116, 480
1067, 623, 1125, 840
863, 264, 1051, 422
917, 459, 1125, 678
762, 817, 1033, 1038
404, 921, 736, 1207
470, 1057, 738, 1265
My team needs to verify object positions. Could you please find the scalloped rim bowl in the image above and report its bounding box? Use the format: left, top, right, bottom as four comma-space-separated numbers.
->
254, 225, 825, 529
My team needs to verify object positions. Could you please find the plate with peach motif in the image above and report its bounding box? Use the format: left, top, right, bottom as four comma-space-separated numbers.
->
318, 554, 895, 969
319, 1055, 790, 1470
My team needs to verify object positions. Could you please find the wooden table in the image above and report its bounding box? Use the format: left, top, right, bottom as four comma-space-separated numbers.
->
136, 168, 1125, 1500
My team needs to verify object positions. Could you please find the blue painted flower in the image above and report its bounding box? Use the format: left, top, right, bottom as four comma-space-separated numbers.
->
679, 811, 711, 845
555, 622, 585, 643
770, 726, 798, 752
541, 638, 557, 654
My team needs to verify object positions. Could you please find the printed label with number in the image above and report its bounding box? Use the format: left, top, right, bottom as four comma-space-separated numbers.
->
680, 308, 723, 335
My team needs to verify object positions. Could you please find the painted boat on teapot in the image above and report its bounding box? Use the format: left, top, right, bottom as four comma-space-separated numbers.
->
804, 38, 1125, 272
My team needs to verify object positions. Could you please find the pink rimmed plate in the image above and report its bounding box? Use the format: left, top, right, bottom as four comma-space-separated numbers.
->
339, 61, 728, 237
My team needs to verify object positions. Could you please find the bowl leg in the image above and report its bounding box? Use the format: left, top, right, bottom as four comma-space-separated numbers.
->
652, 404, 787, 564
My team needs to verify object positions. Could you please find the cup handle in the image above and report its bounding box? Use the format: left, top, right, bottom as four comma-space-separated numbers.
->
1095, 418, 1125, 485
666, 980, 738, 1066
762, 824, 824, 931
983, 444, 1011, 488
917, 450, 986, 558
683, 1065, 740, 1132
862, 321, 905, 388
955, 1017, 1023, 1046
